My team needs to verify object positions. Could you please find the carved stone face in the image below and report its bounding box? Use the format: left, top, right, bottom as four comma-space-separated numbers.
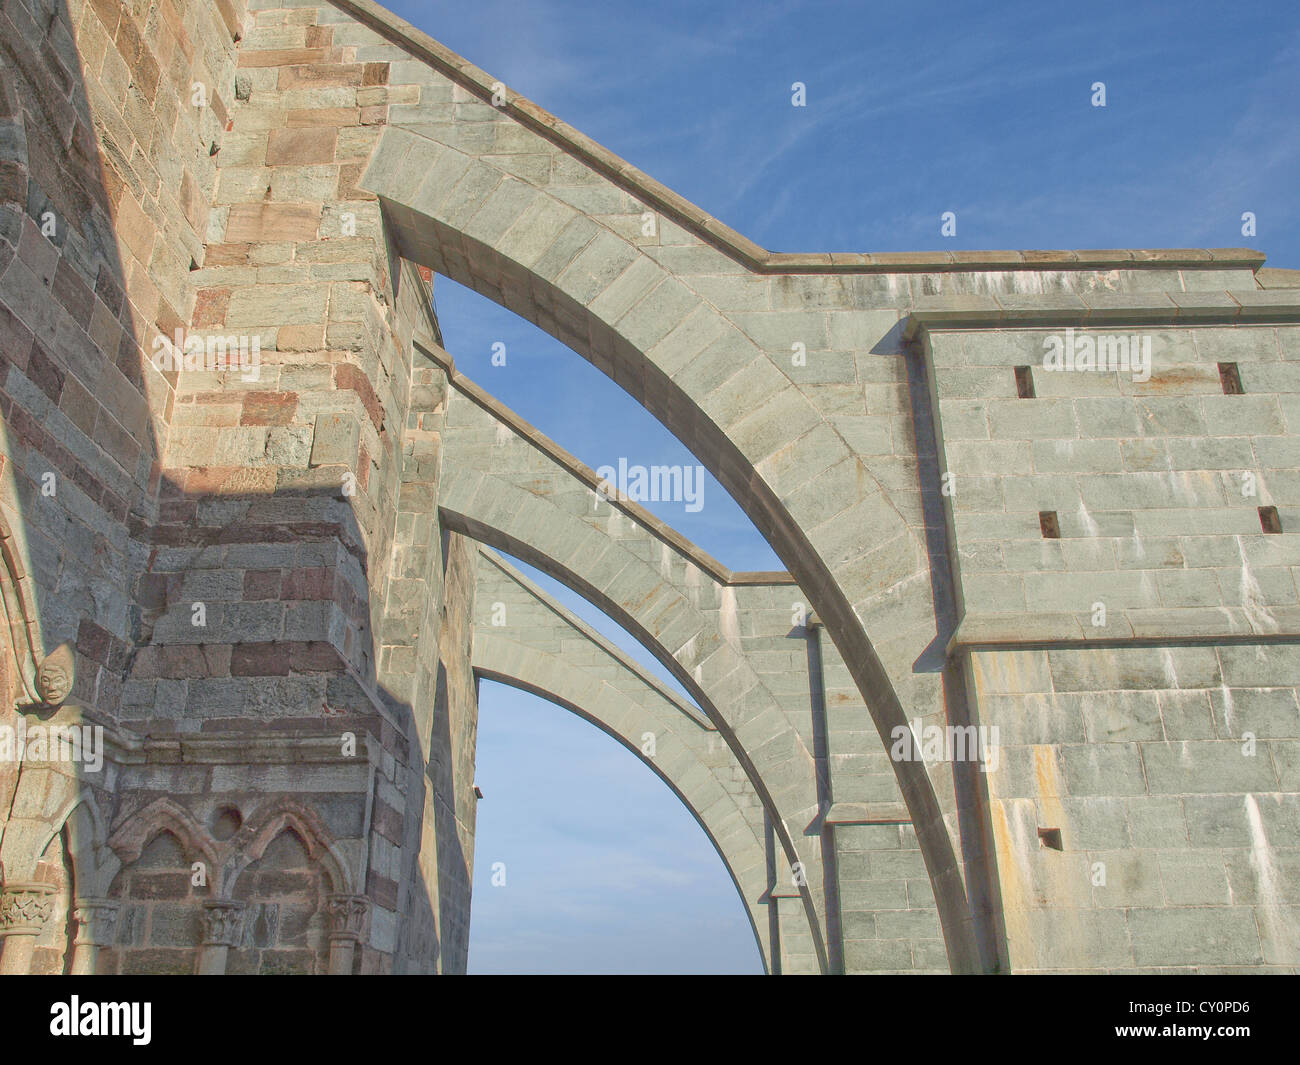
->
37, 661, 70, 705
36, 645, 74, 706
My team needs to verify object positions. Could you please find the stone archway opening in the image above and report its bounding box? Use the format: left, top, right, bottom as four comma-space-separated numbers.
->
468, 677, 765, 974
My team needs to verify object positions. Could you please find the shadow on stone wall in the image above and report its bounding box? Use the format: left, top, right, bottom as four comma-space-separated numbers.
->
0, 0, 449, 975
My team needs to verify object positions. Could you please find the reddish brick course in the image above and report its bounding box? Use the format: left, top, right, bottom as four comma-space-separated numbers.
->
334, 363, 385, 431
225, 203, 321, 243
131, 644, 233, 679
230, 640, 344, 677
278, 63, 364, 90
240, 391, 298, 426
192, 286, 231, 327
52, 258, 95, 327
282, 566, 335, 601
237, 47, 329, 68
26, 343, 65, 404
243, 569, 283, 600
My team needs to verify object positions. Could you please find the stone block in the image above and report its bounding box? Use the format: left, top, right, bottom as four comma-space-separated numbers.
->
266, 127, 338, 165
1128, 907, 1261, 967
309, 411, 361, 468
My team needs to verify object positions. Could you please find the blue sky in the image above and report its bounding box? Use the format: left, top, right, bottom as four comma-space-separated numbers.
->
379, 0, 1300, 973
466, 675, 762, 974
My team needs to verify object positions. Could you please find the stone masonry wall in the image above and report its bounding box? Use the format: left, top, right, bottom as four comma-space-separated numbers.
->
0, 0, 245, 791
972, 644, 1299, 972
1, 0, 477, 974
921, 319, 1300, 971
0, 0, 251, 971
1, 0, 1297, 976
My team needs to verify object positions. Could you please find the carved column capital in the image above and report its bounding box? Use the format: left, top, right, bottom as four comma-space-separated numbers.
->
72, 897, 120, 947
0, 881, 57, 936
326, 894, 369, 942
201, 900, 247, 948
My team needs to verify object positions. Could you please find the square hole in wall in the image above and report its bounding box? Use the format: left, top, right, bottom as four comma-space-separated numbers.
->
1014, 365, 1036, 398
1038, 827, 1063, 850
1218, 362, 1244, 394
1039, 511, 1060, 538
1260, 506, 1283, 534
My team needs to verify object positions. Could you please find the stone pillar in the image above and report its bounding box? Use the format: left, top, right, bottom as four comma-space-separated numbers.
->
326, 894, 369, 975
70, 898, 121, 975
198, 900, 246, 975
0, 882, 57, 975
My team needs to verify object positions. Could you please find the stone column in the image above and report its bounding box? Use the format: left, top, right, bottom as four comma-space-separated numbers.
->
0, 882, 57, 975
70, 898, 121, 975
198, 900, 246, 975
326, 894, 369, 975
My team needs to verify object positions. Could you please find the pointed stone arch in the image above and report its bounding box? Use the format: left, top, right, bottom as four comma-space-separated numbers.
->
435, 393, 833, 968
36, 789, 117, 899
473, 548, 784, 971
224, 800, 355, 897
107, 797, 219, 874
362, 114, 978, 968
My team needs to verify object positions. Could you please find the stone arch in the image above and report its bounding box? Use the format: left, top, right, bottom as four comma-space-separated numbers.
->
0, 753, 87, 884
472, 550, 782, 971
101, 826, 208, 976
0, 507, 45, 709
225, 823, 338, 976
0, 783, 114, 975
35, 789, 117, 899
437, 403, 832, 968
476, 646, 776, 971
107, 798, 219, 875
223, 801, 354, 898
364, 121, 977, 968
453, 500, 830, 968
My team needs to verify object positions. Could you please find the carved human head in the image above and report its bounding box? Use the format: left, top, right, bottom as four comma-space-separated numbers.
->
36, 643, 75, 707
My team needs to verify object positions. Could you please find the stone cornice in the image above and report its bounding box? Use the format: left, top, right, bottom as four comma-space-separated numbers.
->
948, 612, 1300, 656
904, 289, 1300, 339
823, 802, 912, 826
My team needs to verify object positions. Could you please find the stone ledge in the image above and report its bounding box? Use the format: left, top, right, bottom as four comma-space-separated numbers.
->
948, 611, 1300, 654
905, 289, 1300, 339
824, 802, 911, 825
84, 720, 382, 769
1257, 267, 1300, 289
